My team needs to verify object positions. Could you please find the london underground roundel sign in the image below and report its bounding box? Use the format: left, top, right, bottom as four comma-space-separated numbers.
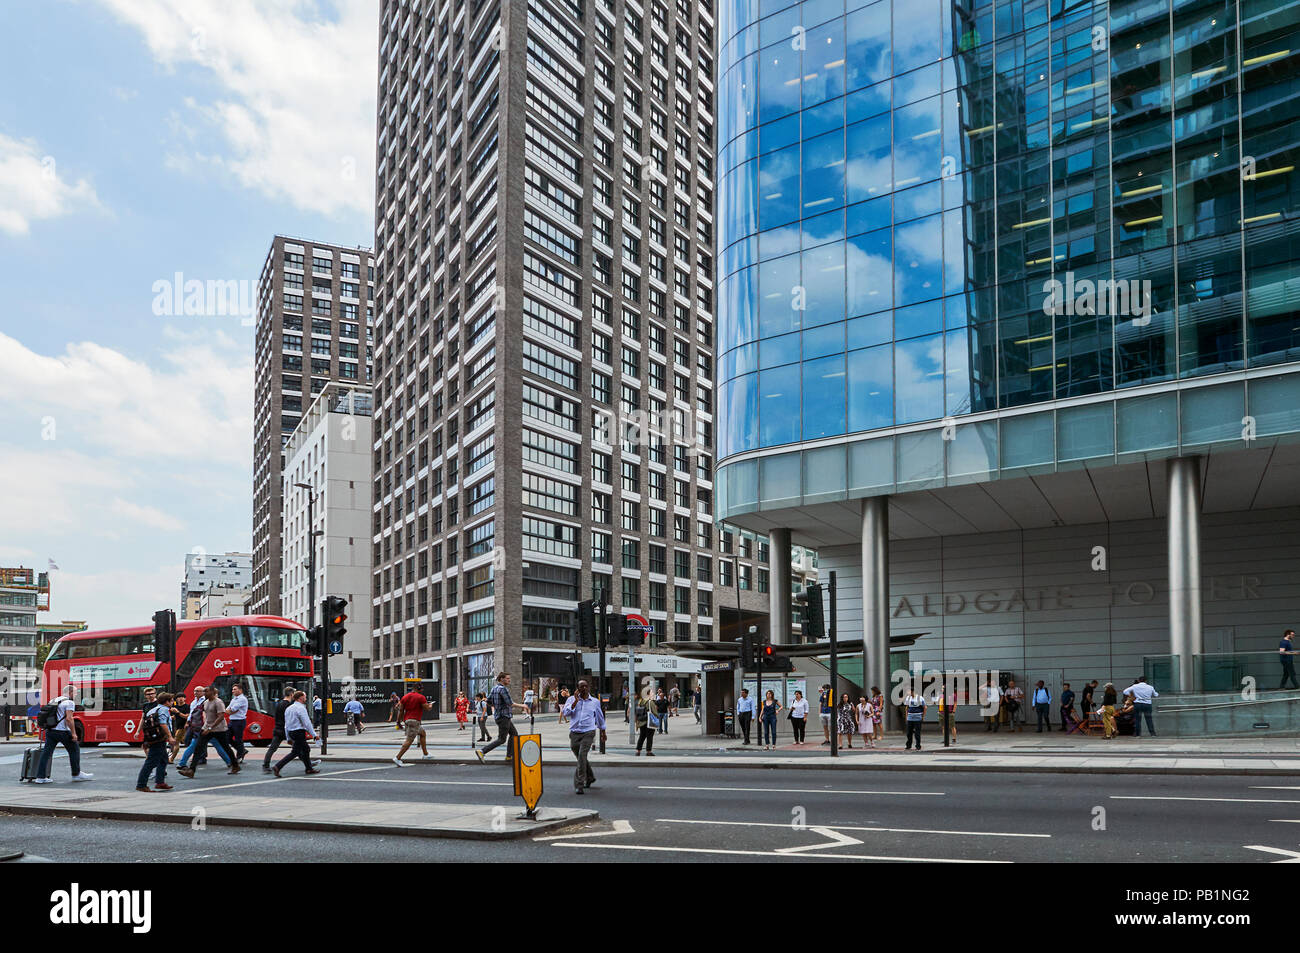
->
625, 613, 653, 634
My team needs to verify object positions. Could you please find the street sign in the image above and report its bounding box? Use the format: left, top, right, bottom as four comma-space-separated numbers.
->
328, 640, 343, 655
625, 612, 653, 634
512, 733, 544, 819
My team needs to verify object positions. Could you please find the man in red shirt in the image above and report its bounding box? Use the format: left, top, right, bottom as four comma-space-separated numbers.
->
393, 682, 434, 766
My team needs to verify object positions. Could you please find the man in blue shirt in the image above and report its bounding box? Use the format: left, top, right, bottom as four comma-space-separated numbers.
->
736, 688, 755, 745
343, 698, 365, 733
563, 680, 606, 794
1032, 681, 1052, 732
1279, 629, 1298, 690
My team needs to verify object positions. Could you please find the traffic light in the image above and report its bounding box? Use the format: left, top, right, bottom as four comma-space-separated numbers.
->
739, 630, 755, 670
576, 600, 597, 648
303, 624, 325, 658
324, 596, 348, 656
760, 643, 794, 672
607, 613, 628, 646
798, 583, 825, 642
152, 610, 176, 665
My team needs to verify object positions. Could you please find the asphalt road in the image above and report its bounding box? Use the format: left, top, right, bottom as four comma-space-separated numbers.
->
3, 747, 1300, 863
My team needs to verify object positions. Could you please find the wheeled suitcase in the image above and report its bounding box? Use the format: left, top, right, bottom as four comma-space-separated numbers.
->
20, 746, 48, 782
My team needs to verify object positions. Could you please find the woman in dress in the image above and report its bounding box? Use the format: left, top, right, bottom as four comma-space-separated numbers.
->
870, 685, 885, 743
837, 693, 857, 749
856, 696, 875, 749
454, 691, 469, 730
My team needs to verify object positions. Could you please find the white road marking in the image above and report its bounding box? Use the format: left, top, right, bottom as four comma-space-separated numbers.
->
657, 818, 1050, 838
177, 765, 386, 795
548, 842, 1007, 862
1243, 845, 1300, 862
775, 827, 863, 853
1111, 795, 1300, 805
1249, 786, 1300, 791
638, 785, 944, 796
534, 819, 635, 842
308, 776, 512, 787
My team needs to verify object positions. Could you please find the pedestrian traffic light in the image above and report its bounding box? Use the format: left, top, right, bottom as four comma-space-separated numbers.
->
607, 613, 628, 646
324, 596, 348, 655
798, 583, 825, 642
151, 609, 176, 665
576, 600, 597, 648
760, 643, 794, 672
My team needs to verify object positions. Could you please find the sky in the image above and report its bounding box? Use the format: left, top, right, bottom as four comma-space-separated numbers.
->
0, 1, 379, 628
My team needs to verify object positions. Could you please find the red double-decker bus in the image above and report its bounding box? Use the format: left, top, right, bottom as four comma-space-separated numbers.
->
41, 615, 313, 745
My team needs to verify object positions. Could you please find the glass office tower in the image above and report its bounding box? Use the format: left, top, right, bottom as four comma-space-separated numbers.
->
714, 0, 1300, 720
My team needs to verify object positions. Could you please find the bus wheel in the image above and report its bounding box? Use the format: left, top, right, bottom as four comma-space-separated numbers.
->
75, 722, 99, 747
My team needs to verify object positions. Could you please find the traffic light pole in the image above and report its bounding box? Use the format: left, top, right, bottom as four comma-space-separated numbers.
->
597, 592, 607, 754
300, 484, 329, 757
829, 571, 838, 759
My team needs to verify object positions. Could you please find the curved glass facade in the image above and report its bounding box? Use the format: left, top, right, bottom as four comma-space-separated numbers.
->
715, 0, 1300, 477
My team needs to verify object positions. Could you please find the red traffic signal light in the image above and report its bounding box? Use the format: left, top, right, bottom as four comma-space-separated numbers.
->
762, 645, 775, 658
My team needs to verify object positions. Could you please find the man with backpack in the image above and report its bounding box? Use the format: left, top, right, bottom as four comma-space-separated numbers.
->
903, 688, 926, 751
136, 691, 175, 792
1032, 680, 1052, 732
33, 685, 93, 784
177, 685, 240, 777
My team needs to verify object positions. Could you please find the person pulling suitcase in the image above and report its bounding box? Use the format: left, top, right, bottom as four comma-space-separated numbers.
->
30, 686, 93, 784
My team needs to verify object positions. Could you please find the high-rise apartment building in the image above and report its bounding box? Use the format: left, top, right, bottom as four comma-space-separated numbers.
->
252, 237, 375, 617
0, 567, 49, 673
714, 0, 1300, 721
369, 0, 747, 706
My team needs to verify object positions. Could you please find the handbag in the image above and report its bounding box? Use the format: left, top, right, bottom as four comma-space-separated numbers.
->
648, 709, 662, 728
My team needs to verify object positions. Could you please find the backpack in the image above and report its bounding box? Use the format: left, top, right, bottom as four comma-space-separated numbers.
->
39, 699, 65, 730
141, 705, 166, 745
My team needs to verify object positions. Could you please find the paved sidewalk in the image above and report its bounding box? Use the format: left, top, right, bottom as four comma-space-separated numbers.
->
0, 775, 595, 839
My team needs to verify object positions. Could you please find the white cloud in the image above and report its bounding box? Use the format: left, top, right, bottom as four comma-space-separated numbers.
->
40, 564, 181, 630
109, 498, 186, 532
0, 132, 103, 235
0, 329, 251, 466
92, 0, 378, 216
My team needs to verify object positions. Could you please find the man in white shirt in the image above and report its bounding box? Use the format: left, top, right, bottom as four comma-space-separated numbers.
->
983, 678, 1002, 732
523, 687, 536, 716
273, 690, 321, 777
226, 683, 249, 762
33, 685, 93, 783
1122, 677, 1159, 736
903, 690, 926, 750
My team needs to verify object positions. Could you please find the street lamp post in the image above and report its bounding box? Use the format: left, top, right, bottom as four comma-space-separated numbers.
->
294, 481, 326, 754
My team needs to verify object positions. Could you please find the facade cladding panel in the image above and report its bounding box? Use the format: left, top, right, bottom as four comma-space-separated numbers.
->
714, 0, 1300, 512
370, 0, 771, 708
251, 237, 375, 617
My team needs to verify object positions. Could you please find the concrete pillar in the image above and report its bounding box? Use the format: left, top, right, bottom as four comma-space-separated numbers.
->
862, 496, 893, 729
1167, 457, 1203, 693
768, 528, 792, 644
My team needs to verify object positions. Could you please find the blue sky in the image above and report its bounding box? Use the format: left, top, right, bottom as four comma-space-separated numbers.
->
0, 1, 377, 627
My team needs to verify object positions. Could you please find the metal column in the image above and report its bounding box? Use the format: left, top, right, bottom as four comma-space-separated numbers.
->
1167, 456, 1203, 693
861, 497, 893, 730
768, 528, 792, 644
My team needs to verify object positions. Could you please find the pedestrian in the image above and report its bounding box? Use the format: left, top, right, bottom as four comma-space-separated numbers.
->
476, 672, 528, 763
226, 683, 249, 762
557, 686, 570, 723
33, 685, 92, 784
620, 684, 630, 723
563, 679, 606, 794
263, 686, 297, 772
654, 687, 670, 734
669, 685, 681, 716
870, 686, 885, 743
759, 689, 781, 750
389, 691, 402, 730
1081, 679, 1097, 715
135, 691, 175, 793
788, 690, 808, 744
476, 692, 491, 741
736, 687, 755, 745
818, 684, 833, 745
903, 687, 926, 750
524, 685, 536, 716
634, 688, 656, 755
856, 696, 874, 749
167, 692, 188, 763
983, 677, 1001, 731
1059, 683, 1076, 731
1003, 679, 1024, 731
273, 690, 321, 776
343, 697, 365, 733
1279, 629, 1299, 690
177, 686, 239, 777
692, 685, 701, 724
312, 694, 323, 729
1032, 680, 1052, 732
392, 681, 434, 765
1101, 682, 1118, 739
836, 692, 855, 748
454, 691, 469, 730
1122, 676, 1159, 736
182, 687, 208, 766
